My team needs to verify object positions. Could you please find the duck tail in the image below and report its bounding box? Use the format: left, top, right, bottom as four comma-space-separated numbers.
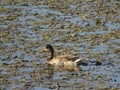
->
74, 58, 88, 66
74, 58, 83, 63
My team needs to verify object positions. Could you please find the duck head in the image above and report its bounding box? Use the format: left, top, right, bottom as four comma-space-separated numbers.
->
44, 44, 54, 60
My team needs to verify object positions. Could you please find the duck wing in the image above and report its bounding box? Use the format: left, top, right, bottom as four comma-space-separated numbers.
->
55, 55, 79, 61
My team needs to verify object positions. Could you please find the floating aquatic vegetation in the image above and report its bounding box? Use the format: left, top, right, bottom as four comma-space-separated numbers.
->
0, 0, 120, 90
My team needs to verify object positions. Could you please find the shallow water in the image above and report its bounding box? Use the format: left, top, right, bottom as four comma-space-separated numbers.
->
0, 0, 120, 90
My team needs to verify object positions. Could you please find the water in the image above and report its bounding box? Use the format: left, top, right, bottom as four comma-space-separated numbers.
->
0, 1, 120, 90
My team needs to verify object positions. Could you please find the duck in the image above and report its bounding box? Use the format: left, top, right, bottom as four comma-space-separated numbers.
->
44, 44, 84, 68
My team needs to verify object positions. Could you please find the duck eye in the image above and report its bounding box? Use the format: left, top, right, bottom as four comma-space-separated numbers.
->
46, 44, 51, 48
46, 45, 49, 48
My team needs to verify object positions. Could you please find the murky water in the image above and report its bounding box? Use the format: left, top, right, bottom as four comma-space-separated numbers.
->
0, 0, 120, 90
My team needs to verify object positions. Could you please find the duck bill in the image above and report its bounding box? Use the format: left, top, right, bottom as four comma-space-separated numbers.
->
43, 47, 48, 52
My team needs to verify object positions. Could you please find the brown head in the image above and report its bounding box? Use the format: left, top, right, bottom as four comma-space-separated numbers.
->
44, 44, 54, 60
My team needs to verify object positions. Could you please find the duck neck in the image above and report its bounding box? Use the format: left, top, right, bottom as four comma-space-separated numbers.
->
48, 48, 54, 60
50, 51, 54, 60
